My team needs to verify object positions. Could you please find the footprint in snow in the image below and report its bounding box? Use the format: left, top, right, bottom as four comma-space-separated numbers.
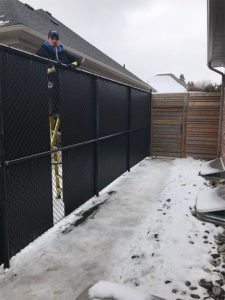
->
108, 190, 116, 195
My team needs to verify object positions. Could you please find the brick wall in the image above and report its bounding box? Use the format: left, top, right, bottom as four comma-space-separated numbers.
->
221, 82, 225, 165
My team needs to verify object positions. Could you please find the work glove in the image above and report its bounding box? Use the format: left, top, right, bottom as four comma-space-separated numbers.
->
70, 56, 82, 68
47, 65, 56, 74
72, 61, 79, 67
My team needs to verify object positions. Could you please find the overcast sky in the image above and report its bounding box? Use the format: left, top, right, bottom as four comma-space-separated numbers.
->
21, 0, 221, 84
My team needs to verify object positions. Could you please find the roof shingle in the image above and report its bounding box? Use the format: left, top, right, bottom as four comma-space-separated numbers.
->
0, 0, 148, 86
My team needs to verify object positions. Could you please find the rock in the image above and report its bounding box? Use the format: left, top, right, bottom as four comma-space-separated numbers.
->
215, 234, 225, 243
189, 286, 198, 291
205, 230, 210, 234
215, 278, 223, 286
165, 280, 171, 284
203, 235, 208, 239
213, 269, 220, 273
210, 259, 221, 267
199, 279, 213, 290
185, 281, 191, 287
211, 253, 220, 259
203, 267, 211, 273
166, 199, 171, 202
212, 285, 222, 296
189, 241, 195, 245
215, 240, 224, 246
222, 264, 225, 268
131, 255, 140, 259
172, 289, 178, 294
190, 294, 200, 299
217, 245, 225, 253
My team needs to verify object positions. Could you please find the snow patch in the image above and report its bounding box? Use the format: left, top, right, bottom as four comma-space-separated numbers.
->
200, 158, 223, 176
89, 281, 152, 300
197, 185, 225, 213
0, 157, 223, 300
0, 20, 9, 26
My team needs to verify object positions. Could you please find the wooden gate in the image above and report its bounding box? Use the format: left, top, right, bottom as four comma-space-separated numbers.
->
186, 92, 220, 159
150, 92, 220, 159
151, 105, 185, 157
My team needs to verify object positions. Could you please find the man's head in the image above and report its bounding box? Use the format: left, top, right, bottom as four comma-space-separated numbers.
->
48, 30, 60, 48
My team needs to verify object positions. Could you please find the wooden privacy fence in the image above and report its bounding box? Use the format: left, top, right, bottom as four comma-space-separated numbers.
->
151, 92, 221, 159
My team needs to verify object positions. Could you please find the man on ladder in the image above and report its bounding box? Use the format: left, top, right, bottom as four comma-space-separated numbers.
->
36, 30, 82, 198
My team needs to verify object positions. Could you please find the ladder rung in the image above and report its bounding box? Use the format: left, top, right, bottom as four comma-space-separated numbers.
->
52, 162, 62, 165
57, 187, 63, 192
56, 174, 62, 179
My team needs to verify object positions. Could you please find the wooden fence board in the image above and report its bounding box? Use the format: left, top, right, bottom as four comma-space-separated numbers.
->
151, 92, 220, 159
185, 92, 220, 159
151, 95, 185, 157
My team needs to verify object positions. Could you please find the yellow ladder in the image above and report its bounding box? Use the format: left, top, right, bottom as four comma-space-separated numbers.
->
49, 116, 62, 199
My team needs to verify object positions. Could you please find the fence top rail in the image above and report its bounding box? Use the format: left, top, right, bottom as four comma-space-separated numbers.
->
0, 43, 151, 95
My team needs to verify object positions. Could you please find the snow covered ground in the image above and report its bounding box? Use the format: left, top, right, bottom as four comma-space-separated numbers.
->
0, 157, 223, 300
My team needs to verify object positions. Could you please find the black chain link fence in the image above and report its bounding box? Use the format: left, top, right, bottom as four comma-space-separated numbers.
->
0, 44, 151, 268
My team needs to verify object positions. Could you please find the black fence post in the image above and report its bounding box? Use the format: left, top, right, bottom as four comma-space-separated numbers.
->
127, 87, 131, 172
0, 50, 10, 268
148, 90, 152, 157
94, 77, 99, 196
0, 165, 10, 269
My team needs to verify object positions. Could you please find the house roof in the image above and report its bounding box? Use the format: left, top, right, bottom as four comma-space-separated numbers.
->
148, 74, 188, 93
0, 0, 149, 88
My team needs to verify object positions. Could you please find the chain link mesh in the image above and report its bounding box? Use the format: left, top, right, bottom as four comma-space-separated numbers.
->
0, 45, 150, 267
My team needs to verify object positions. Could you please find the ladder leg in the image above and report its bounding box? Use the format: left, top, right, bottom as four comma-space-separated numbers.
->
49, 116, 62, 199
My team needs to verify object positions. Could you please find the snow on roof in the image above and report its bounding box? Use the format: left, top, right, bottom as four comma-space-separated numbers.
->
149, 74, 188, 94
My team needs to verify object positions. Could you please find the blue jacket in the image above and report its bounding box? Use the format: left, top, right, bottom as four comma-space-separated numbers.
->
36, 41, 81, 67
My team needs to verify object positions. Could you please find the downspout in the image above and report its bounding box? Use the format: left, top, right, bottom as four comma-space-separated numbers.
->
208, 61, 225, 157
207, 0, 225, 158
